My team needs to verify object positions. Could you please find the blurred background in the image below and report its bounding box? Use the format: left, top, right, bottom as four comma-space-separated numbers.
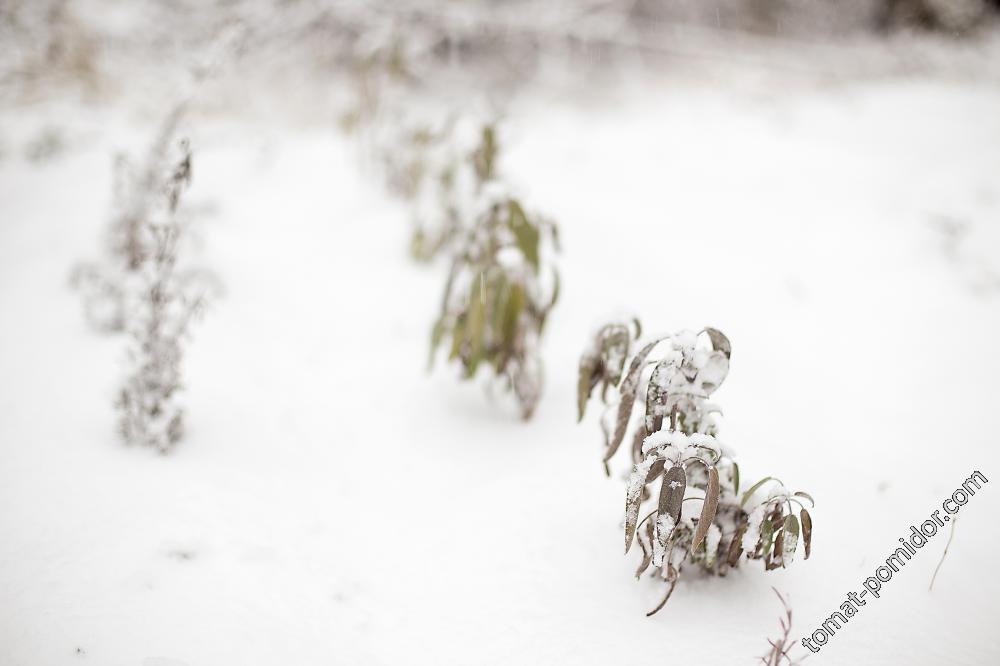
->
2, 2, 999, 665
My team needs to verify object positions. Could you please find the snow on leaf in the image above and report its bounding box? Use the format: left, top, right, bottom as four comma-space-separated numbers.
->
607, 338, 665, 462
782, 514, 800, 567
658, 464, 687, 528
702, 327, 732, 359
624, 455, 655, 553
652, 512, 676, 567
705, 523, 723, 567
742, 505, 766, 555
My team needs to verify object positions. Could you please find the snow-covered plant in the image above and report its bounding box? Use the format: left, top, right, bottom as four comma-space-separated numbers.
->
577, 322, 815, 614
71, 107, 188, 332
429, 145, 559, 419
116, 137, 207, 452
73, 110, 212, 452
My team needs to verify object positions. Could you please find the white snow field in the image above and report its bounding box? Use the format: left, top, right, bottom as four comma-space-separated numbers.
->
2, 32, 1000, 666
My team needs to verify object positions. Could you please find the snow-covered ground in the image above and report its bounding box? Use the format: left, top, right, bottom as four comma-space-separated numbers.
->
2, 29, 1000, 666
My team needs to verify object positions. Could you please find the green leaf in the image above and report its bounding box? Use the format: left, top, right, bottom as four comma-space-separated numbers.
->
448, 315, 465, 360
507, 200, 540, 273
500, 282, 524, 348
463, 278, 486, 377
731, 461, 740, 496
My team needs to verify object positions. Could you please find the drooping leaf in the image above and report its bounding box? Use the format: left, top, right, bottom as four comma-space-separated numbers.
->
644, 359, 673, 433
624, 459, 653, 553
800, 508, 812, 560
635, 520, 654, 579
782, 514, 800, 567
577, 353, 599, 422
448, 314, 465, 360
645, 458, 665, 484
731, 461, 740, 495
463, 276, 487, 377
600, 324, 631, 387
703, 327, 731, 359
794, 491, 816, 507
727, 524, 747, 567
623, 423, 647, 465
695, 351, 729, 395
740, 476, 777, 508
658, 464, 687, 526
692, 466, 720, 552
507, 200, 540, 273
606, 338, 665, 462
758, 513, 774, 557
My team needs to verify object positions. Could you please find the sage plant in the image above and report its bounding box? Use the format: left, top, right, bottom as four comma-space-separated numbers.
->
429, 126, 559, 419
578, 323, 815, 614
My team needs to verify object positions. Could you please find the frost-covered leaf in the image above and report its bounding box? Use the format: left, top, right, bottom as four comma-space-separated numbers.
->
800, 508, 812, 560
644, 359, 673, 433
703, 327, 731, 359
645, 457, 665, 484
695, 351, 729, 394
653, 511, 676, 567
782, 514, 800, 567
705, 523, 723, 567
658, 464, 687, 526
742, 505, 766, 555
692, 466, 720, 552
625, 455, 655, 553
607, 338, 664, 462
600, 324, 631, 387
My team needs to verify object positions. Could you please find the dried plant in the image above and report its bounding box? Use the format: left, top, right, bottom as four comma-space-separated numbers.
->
577, 323, 815, 614
71, 106, 188, 332
72, 109, 213, 452
116, 137, 207, 452
429, 126, 559, 419
760, 588, 804, 666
